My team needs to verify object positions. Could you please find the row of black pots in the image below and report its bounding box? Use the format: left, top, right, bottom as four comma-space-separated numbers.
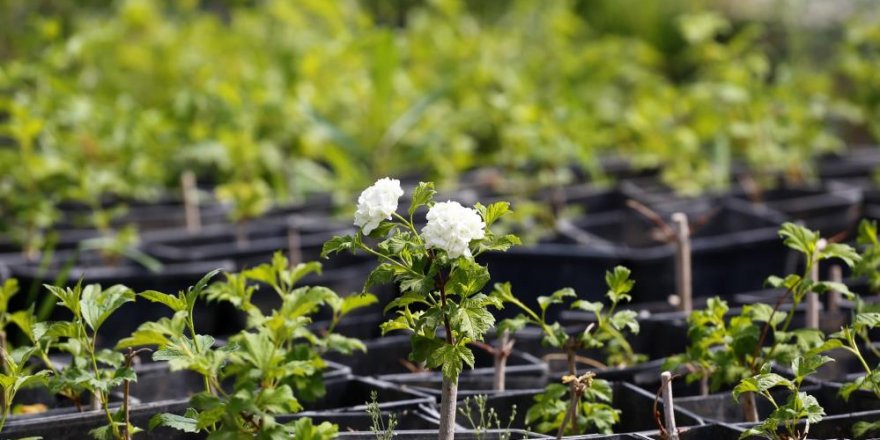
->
3, 290, 878, 439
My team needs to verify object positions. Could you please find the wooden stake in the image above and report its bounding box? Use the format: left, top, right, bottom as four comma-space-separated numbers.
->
828, 265, 842, 312
672, 213, 692, 314
287, 227, 302, 267
806, 240, 824, 329
661, 371, 680, 440
181, 170, 201, 233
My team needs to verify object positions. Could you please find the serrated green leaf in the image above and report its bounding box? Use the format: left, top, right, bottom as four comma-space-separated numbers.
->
409, 182, 436, 216
537, 288, 576, 313
140, 290, 186, 312
450, 298, 495, 340
149, 411, 199, 433
321, 235, 357, 258
81, 284, 135, 332
428, 343, 474, 379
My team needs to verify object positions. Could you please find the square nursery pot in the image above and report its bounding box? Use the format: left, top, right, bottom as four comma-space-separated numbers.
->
328, 334, 548, 396
568, 198, 787, 304
454, 382, 703, 438
337, 430, 551, 439
0, 398, 194, 440
6, 252, 236, 338
140, 215, 360, 270
499, 322, 682, 385
730, 180, 863, 238
121, 358, 352, 403
644, 424, 749, 440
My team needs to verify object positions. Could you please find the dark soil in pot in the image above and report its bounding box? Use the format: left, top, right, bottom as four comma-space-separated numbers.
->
329, 335, 548, 395
454, 382, 703, 437
804, 409, 880, 439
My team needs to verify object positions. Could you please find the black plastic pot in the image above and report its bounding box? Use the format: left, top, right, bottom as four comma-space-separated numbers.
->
298, 376, 434, 414
645, 424, 747, 440
328, 335, 548, 396
6, 253, 236, 338
0, 399, 191, 440
576, 198, 787, 303
799, 408, 880, 439
454, 382, 704, 437
336, 430, 550, 439
731, 180, 863, 238
141, 216, 357, 270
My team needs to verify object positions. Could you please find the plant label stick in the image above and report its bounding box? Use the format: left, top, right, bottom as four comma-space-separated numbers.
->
661, 371, 679, 440
181, 170, 201, 233
672, 213, 692, 314
828, 264, 842, 312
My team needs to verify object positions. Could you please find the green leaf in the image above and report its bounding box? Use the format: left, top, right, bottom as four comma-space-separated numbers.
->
856, 313, 880, 329
81, 284, 135, 332
778, 222, 818, 256
321, 235, 357, 258
409, 182, 436, 216
139, 290, 186, 313
428, 344, 474, 379
571, 300, 603, 314
476, 201, 511, 227
446, 258, 490, 297
821, 242, 860, 267
853, 420, 880, 439
609, 310, 640, 334
45, 283, 80, 316
338, 293, 378, 317
149, 411, 199, 433
410, 334, 444, 363
537, 288, 576, 313
384, 291, 429, 314
450, 297, 496, 340
791, 354, 834, 381
323, 333, 367, 355
733, 373, 792, 400
289, 417, 339, 440
605, 266, 635, 303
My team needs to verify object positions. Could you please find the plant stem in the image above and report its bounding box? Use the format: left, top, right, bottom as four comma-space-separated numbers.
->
436, 267, 457, 440
557, 341, 579, 440
661, 371, 680, 440
493, 330, 512, 392
438, 375, 458, 440
741, 391, 759, 423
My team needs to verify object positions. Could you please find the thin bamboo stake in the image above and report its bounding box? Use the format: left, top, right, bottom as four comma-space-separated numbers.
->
828, 264, 842, 312
672, 213, 692, 314
181, 170, 201, 233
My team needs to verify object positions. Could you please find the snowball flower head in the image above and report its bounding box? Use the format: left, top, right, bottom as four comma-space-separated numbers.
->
354, 177, 404, 234
421, 201, 486, 259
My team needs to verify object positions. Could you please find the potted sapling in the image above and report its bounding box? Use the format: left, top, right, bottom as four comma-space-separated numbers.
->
663, 222, 859, 424
490, 266, 643, 437
322, 178, 521, 440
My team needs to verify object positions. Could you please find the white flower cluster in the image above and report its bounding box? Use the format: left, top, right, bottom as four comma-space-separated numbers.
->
422, 201, 485, 259
353, 177, 404, 234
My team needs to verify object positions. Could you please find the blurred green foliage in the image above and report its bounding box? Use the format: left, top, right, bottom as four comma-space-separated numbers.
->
0, 0, 876, 252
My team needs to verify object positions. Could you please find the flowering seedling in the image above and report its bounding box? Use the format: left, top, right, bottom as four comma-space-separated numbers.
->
733, 353, 831, 440
322, 178, 520, 440
493, 266, 640, 437
126, 259, 356, 439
